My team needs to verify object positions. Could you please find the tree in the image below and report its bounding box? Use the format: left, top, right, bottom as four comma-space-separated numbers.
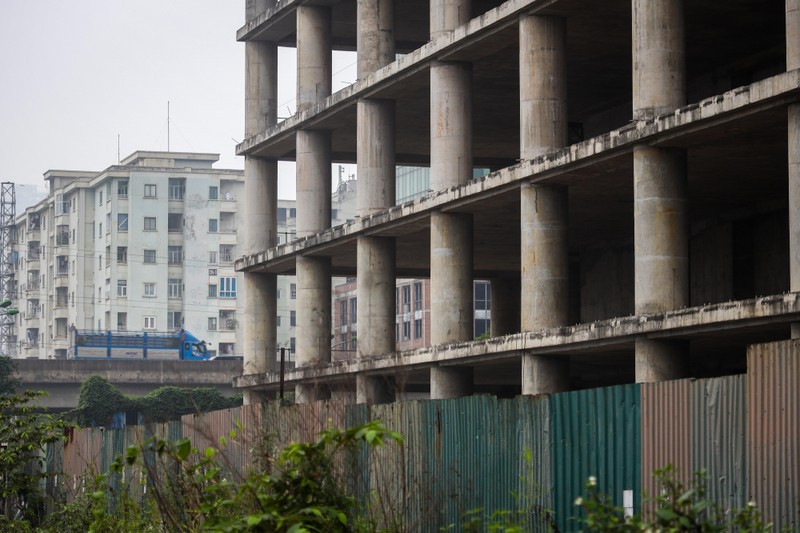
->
0, 355, 20, 396
0, 390, 66, 526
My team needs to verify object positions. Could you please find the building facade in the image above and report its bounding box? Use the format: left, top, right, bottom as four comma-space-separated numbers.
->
13, 151, 245, 359
236, 0, 800, 403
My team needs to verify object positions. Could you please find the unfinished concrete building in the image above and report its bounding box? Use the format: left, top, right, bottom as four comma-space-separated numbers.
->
235, 0, 800, 403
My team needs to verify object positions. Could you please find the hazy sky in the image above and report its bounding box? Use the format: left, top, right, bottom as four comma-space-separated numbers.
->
0, 1, 356, 198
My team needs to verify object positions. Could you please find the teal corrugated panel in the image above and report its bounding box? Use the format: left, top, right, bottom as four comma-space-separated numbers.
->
419, 396, 521, 532
552, 384, 641, 532
691, 375, 747, 513
517, 394, 555, 532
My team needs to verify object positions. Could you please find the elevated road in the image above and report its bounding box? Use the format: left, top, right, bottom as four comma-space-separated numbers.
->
14, 358, 242, 410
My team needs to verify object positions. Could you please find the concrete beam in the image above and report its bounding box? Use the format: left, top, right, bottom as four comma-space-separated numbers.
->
234, 293, 800, 390
237, 72, 800, 273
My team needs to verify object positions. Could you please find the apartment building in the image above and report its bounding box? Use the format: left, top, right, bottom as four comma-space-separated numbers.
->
13, 151, 245, 359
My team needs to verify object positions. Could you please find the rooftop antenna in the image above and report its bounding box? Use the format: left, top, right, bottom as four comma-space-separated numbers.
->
117, 134, 120, 164
167, 101, 170, 152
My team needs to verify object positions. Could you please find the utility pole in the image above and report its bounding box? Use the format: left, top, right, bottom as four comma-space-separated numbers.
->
0, 183, 16, 357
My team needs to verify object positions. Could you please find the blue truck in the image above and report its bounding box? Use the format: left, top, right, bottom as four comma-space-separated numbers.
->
72, 329, 209, 361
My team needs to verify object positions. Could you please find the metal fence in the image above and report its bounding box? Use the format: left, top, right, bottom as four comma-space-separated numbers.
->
47, 340, 800, 531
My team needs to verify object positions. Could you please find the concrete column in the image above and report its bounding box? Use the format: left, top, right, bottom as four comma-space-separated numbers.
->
790, 0, 800, 71
631, 0, 689, 382
295, 4, 332, 403
522, 356, 569, 395
633, 147, 688, 314
242, 14, 278, 404
520, 184, 568, 331
295, 255, 332, 402
242, 158, 278, 403
430, 0, 470, 39
357, 0, 394, 78
518, 15, 570, 395
356, 237, 395, 354
632, 0, 685, 120
430, 212, 473, 344
297, 5, 331, 113
355, 0, 397, 403
789, 0, 800, 338
430, 62, 473, 190
357, 374, 396, 404
296, 131, 332, 237
431, 367, 473, 399
519, 15, 567, 159
427, 0, 474, 399
790, 104, 800, 339
632, 148, 690, 381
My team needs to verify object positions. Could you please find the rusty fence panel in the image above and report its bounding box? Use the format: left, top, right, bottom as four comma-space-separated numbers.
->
640, 378, 693, 511
747, 339, 800, 530
691, 375, 747, 512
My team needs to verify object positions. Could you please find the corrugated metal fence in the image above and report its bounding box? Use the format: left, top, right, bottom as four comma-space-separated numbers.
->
48, 340, 800, 531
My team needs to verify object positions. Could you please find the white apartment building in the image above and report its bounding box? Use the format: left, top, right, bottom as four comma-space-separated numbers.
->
12, 151, 245, 359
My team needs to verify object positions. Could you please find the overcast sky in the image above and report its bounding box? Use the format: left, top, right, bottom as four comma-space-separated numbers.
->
0, 1, 356, 199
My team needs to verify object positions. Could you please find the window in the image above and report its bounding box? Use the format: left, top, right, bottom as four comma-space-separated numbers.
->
219, 244, 234, 263
277, 316, 281, 327
414, 318, 423, 339
474, 281, 491, 338
99, 191, 103, 205
168, 311, 182, 330
143, 249, 156, 264
402, 285, 411, 313
144, 184, 157, 198
106, 213, 111, 234
56, 225, 69, 245
219, 277, 237, 298
98, 223, 102, 237
144, 282, 156, 297
277, 208, 287, 224
168, 278, 183, 299
414, 282, 423, 311
168, 178, 185, 200
56, 194, 68, 215
143, 217, 157, 231
117, 246, 127, 263
105, 245, 111, 267
117, 279, 127, 297
209, 186, 218, 200
117, 312, 127, 330
98, 254, 102, 270
208, 219, 218, 233
144, 316, 156, 330
350, 298, 357, 325
209, 251, 217, 264
56, 256, 68, 276
290, 310, 296, 327
168, 246, 183, 264
208, 284, 217, 298
208, 317, 217, 331
118, 180, 128, 198
340, 300, 348, 326
403, 320, 411, 341
117, 213, 128, 231
290, 283, 297, 299
168, 213, 183, 232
